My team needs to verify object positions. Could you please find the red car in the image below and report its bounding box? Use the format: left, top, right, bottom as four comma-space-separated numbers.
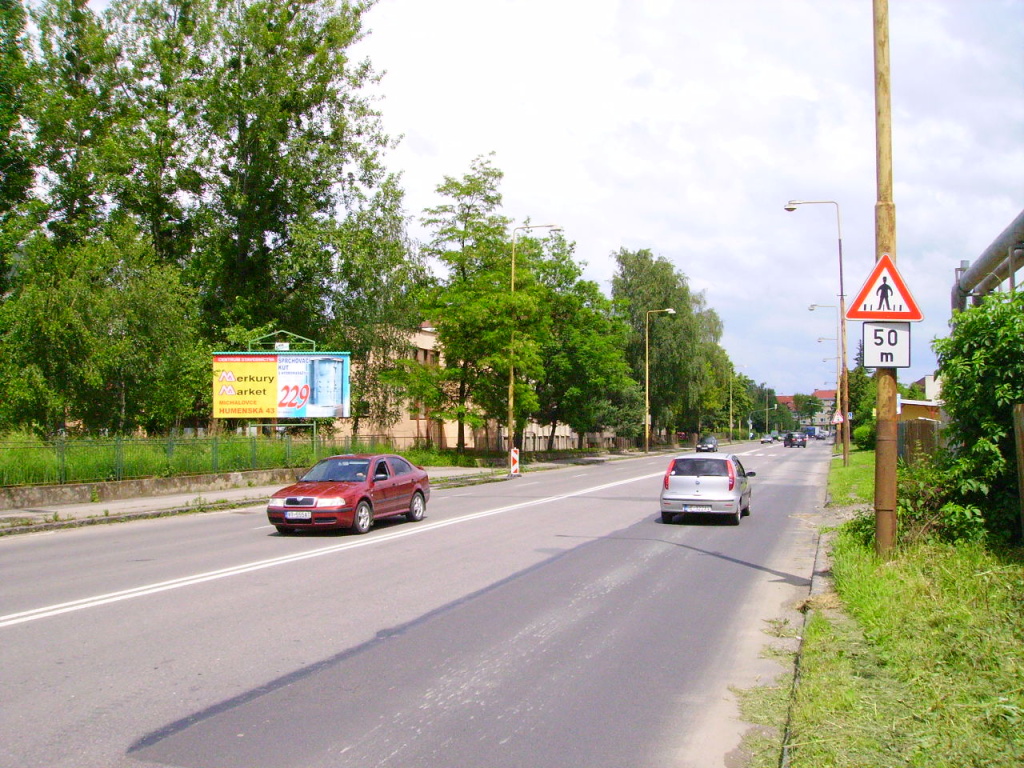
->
267, 454, 430, 535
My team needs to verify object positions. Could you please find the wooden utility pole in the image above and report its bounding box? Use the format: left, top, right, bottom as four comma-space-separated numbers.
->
873, 0, 898, 555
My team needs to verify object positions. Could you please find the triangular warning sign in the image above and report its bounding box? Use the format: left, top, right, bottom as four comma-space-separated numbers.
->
846, 253, 923, 321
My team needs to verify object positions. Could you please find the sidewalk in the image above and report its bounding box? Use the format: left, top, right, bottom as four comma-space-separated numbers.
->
0, 460, 594, 536
0, 465, 519, 535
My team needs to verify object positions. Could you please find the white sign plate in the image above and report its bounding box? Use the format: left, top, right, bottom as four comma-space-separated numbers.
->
863, 321, 911, 368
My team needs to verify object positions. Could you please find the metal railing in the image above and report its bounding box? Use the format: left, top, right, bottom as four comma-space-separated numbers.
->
0, 434, 378, 488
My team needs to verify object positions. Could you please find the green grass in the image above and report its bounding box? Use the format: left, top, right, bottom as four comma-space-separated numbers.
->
828, 447, 875, 506
738, 447, 1023, 767
0, 435, 501, 487
786, 531, 1024, 768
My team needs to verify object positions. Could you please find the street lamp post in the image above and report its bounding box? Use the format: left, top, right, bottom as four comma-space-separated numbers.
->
508, 223, 561, 476
786, 200, 850, 467
645, 308, 676, 452
728, 364, 747, 443
815, 326, 842, 445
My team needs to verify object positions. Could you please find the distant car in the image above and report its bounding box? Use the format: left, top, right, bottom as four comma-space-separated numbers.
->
695, 435, 719, 452
660, 452, 756, 526
267, 454, 430, 535
784, 432, 807, 448
760, 434, 773, 444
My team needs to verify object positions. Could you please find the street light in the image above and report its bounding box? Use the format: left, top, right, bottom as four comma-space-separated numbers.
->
788, 200, 850, 467
507, 223, 561, 476
811, 305, 843, 462
645, 308, 676, 452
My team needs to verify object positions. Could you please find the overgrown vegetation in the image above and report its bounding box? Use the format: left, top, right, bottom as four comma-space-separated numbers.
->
786, 532, 1024, 768
0, 433, 493, 487
744, 429, 1024, 767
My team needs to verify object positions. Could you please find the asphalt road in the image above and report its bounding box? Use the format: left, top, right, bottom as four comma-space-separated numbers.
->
0, 442, 832, 768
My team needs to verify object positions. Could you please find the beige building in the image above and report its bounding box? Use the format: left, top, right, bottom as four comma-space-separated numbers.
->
336, 324, 589, 453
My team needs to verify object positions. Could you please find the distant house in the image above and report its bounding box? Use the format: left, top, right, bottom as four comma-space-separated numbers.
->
776, 391, 836, 430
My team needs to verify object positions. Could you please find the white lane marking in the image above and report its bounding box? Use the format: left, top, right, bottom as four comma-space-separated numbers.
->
1, 472, 662, 629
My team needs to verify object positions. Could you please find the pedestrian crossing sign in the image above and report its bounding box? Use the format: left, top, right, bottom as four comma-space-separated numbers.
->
846, 253, 923, 321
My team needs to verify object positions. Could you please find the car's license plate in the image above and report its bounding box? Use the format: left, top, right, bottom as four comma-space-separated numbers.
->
285, 510, 312, 520
683, 505, 711, 512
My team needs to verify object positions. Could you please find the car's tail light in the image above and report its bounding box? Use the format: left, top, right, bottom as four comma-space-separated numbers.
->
664, 460, 675, 490
727, 460, 736, 491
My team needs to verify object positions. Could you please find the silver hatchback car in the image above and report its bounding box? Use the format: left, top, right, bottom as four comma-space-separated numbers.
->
660, 452, 756, 525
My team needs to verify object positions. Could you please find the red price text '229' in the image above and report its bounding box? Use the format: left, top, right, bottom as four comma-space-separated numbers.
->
279, 385, 310, 409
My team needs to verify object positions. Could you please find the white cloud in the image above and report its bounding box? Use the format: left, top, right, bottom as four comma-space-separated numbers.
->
357, 0, 1024, 396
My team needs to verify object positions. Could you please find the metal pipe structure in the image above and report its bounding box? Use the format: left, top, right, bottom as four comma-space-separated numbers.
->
950, 209, 1024, 311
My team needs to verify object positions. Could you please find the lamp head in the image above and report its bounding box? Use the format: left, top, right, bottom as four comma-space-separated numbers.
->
666, 308, 676, 315
784, 200, 800, 212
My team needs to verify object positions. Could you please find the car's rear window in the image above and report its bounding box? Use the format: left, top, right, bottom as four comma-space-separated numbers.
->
670, 458, 728, 477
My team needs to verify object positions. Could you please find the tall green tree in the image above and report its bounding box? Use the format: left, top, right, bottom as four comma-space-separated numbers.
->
328, 176, 429, 435
196, 0, 391, 337
531, 235, 635, 449
0, 217, 208, 435
612, 248, 725, 438
28, 0, 118, 246
420, 154, 512, 451
0, 0, 33, 287
104, 0, 215, 267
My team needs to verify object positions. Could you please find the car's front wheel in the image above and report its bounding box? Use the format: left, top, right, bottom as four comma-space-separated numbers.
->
352, 500, 373, 534
407, 491, 426, 522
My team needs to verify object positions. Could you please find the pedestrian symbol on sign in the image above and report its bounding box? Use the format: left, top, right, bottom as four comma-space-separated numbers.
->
846, 253, 923, 322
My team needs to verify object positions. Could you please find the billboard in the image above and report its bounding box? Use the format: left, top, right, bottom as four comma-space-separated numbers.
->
213, 352, 351, 419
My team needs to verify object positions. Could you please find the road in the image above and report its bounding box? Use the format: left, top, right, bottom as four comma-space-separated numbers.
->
0, 442, 831, 768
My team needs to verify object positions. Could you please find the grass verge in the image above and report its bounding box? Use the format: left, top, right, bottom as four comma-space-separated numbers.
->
738, 448, 1024, 767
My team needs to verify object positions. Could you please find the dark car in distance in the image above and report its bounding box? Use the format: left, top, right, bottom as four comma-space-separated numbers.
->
695, 435, 719, 452
784, 432, 807, 448
267, 454, 430, 535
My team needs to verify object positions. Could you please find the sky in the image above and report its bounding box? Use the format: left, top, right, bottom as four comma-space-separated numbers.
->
354, 0, 1024, 397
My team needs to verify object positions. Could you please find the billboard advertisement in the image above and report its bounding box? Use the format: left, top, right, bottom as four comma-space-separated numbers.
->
213, 352, 351, 419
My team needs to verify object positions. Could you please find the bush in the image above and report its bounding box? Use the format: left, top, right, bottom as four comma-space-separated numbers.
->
852, 420, 876, 450
933, 291, 1024, 541
896, 453, 990, 544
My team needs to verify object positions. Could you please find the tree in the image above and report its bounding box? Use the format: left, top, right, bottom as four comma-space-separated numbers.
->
420, 154, 512, 451
195, 0, 391, 337
104, 0, 216, 267
0, 0, 34, 297
0, 217, 209, 435
933, 291, 1024, 540
328, 176, 429, 435
611, 248, 724, 438
27, 0, 118, 247
792, 393, 824, 424
531, 236, 635, 449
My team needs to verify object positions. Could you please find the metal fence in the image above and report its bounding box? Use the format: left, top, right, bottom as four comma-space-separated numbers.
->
0, 434, 400, 488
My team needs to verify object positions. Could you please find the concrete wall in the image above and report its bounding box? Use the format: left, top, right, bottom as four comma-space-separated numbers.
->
0, 468, 298, 510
